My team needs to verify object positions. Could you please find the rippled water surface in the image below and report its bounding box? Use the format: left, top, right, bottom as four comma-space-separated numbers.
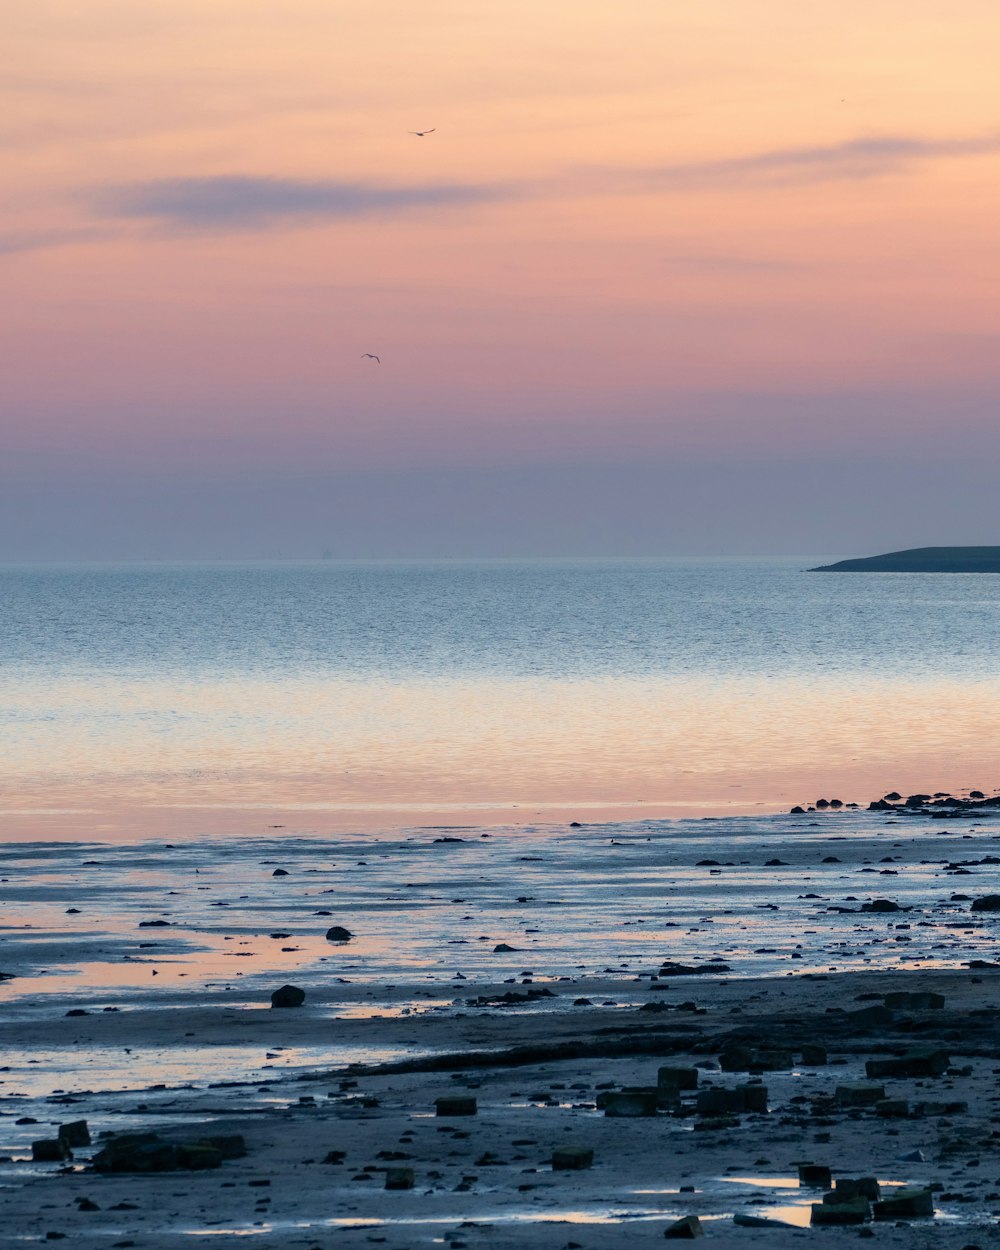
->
2, 558, 999, 836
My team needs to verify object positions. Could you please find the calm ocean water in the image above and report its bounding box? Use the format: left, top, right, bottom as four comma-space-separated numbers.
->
1, 558, 999, 836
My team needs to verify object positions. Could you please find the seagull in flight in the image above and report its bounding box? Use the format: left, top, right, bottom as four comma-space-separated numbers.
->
361, 353, 381, 363
409, 128, 436, 137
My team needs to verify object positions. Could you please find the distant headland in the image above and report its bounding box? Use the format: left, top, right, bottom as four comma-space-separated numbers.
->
810, 546, 1000, 573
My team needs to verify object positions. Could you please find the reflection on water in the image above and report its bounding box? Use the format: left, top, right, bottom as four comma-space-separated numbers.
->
2, 558, 1000, 834
0, 1041, 425, 1100
3, 813, 999, 1003
4, 672, 1000, 831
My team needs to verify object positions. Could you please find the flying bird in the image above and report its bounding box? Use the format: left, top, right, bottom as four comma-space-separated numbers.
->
409, 128, 436, 137
361, 353, 381, 363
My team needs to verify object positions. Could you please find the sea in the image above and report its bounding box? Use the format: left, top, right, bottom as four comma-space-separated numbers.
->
2, 557, 1000, 1102
1, 557, 998, 840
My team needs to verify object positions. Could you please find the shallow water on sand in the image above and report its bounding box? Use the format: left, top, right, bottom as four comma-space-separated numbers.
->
2, 808, 1000, 1099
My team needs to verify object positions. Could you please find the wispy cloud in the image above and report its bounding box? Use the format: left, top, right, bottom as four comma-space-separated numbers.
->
624, 132, 1000, 189
0, 227, 109, 257
95, 175, 506, 230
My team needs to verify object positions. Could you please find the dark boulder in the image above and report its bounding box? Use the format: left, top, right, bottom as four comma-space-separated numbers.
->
811, 1199, 870, 1225
873, 1187, 932, 1219
385, 1167, 414, 1189
93, 1134, 179, 1173
658, 961, 730, 976
664, 1215, 704, 1238
92, 1132, 242, 1173
603, 1088, 659, 1117
865, 1048, 949, 1079
270, 984, 305, 1009
58, 1121, 91, 1148
435, 1096, 477, 1117
798, 1163, 832, 1188
552, 1146, 594, 1170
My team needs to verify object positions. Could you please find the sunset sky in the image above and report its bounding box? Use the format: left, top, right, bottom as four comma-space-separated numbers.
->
4, 1, 1000, 558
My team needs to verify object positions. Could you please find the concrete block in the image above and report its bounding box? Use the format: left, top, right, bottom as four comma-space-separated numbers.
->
435, 1096, 477, 1116
873, 1187, 933, 1219
552, 1146, 593, 1170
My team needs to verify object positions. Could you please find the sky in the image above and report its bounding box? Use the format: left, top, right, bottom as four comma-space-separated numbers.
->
3, 0, 1000, 559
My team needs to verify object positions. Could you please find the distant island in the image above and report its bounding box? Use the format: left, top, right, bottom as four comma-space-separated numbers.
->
811, 546, 1000, 573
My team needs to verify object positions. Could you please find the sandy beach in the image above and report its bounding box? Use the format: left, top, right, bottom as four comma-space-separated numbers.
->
3, 801, 1000, 1247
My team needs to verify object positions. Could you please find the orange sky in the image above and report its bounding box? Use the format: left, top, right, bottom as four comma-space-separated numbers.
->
3, 2, 1000, 556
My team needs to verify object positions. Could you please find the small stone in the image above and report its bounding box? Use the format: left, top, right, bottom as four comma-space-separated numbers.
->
970, 896, 1000, 912
32, 1140, 71, 1163
325, 926, 353, 942
800, 1043, 827, 1065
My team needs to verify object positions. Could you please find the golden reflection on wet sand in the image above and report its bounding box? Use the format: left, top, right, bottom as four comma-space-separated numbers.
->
2, 672, 998, 838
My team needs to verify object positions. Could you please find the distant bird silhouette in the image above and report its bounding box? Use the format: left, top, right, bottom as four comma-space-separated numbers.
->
361, 353, 381, 363
409, 128, 435, 137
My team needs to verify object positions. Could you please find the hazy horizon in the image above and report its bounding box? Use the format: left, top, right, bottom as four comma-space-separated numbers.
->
4, 3, 999, 559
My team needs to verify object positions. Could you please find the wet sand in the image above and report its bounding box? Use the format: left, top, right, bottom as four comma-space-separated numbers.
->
2, 806, 1000, 1246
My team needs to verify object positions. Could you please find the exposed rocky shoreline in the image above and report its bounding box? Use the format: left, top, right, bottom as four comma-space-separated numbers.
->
2, 968, 999, 1247
3, 807, 1000, 1247
791, 788, 1000, 817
